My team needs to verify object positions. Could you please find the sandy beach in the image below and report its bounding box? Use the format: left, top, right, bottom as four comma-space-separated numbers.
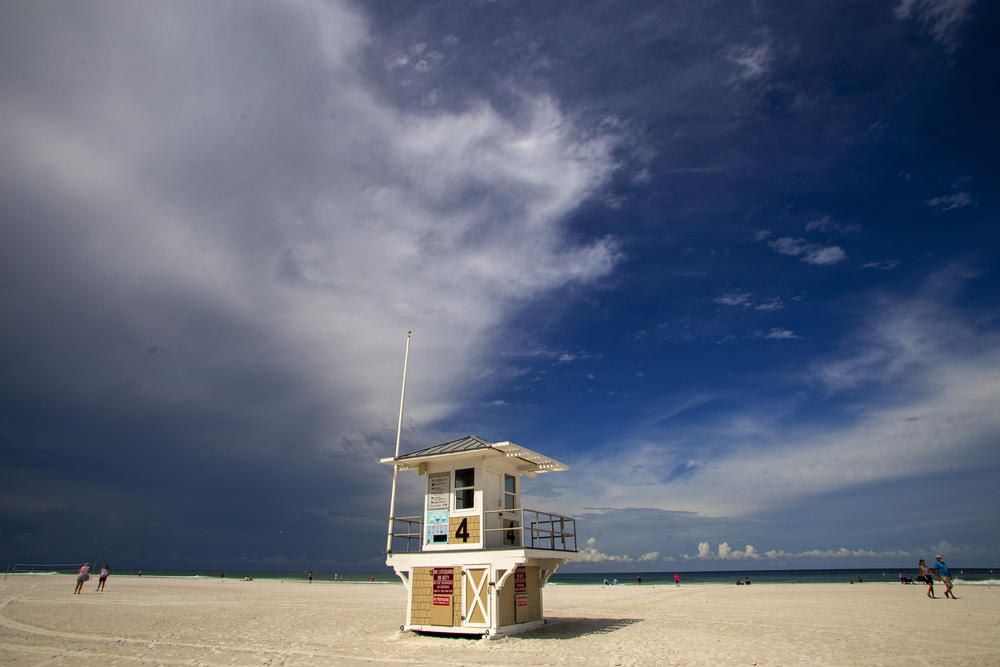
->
1, 575, 997, 665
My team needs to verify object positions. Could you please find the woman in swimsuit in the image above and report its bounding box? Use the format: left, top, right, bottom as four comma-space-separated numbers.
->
918, 559, 936, 598
74, 563, 90, 595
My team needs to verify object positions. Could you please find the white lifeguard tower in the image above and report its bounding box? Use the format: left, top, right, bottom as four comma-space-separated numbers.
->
382, 435, 578, 637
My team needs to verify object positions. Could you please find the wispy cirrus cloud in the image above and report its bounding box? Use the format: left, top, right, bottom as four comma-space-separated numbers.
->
895, 0, 976, 51
714, 292, 785, 311
768, 237, 846, 265
805, 215, 861, 233
753, 327, 799, 340
545, 265, 1000, 520
727, 43, 772, 81
863, 260, 901, 270
926, 186, 977, 211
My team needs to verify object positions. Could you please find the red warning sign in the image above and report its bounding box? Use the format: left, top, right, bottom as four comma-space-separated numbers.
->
433, 568, 454, 595
516, 594, 528, 607
514, 566, 526, 594
433, 596, 451, 606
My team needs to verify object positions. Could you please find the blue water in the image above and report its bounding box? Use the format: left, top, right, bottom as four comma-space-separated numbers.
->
549, 568, 1000, 586
9, 566, 998, 586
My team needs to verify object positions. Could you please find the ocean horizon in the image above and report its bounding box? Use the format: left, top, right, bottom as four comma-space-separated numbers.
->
6, 566, 997, 587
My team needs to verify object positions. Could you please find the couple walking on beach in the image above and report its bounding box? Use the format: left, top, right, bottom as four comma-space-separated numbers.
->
918, 555, 956, 599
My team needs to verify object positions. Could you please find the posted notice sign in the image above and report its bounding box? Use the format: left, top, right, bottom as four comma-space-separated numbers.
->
514, 566, 526, 594
433, 596, 451, 606
433, 568, 454, 595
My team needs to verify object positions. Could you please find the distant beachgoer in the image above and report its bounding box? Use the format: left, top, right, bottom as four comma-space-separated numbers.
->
603, 578, 609, 586
138, 569, 142, 578
736, 579, 743, 585
308, 571, 313, 583
919, 559, 936, 598
935, 555, 957, 599
849, 578, 855, 584
674, 573, 680, 586
745, 578, 751, 585
220, 571, 225, 579
74, 563, 90, 594
371, 574, 375, 583
898, 570, 905, 583
858, 576, 863, 583
637, 575, 642, 585
96, 564, 110, 591
612, 578, 618, 586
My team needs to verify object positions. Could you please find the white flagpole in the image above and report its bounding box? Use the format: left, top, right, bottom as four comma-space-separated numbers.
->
386, 330, 411, 555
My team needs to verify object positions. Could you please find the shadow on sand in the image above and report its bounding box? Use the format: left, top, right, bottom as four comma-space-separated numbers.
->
518, 617, 643, 639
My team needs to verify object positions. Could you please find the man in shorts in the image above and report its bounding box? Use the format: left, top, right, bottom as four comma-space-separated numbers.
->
935, 555, 958, 599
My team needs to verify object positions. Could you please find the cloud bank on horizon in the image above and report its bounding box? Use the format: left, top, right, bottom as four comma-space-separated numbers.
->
1, 0, 997, 570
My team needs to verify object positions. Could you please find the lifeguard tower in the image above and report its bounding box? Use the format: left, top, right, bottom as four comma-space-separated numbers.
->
382, 435, 578, 637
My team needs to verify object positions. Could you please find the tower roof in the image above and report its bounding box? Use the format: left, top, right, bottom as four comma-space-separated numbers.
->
380, 435, 569, 474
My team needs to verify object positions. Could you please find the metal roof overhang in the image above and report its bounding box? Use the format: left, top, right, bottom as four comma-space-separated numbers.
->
379, 437, 569, 474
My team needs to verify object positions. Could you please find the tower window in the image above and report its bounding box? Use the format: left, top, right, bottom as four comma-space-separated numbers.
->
455, 468, 475, 509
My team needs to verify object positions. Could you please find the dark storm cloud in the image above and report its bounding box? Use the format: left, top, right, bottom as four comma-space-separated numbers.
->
0, 0, 624, 567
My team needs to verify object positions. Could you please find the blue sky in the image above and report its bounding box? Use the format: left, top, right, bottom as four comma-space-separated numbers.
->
1, 0, 997, 572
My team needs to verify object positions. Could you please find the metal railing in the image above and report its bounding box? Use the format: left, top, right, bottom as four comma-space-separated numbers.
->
387, 509, 577, 553
483, 508, 577, 552
387, 516, 422, 553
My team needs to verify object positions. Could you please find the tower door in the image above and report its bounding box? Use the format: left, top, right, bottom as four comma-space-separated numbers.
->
462, 566, 490, 628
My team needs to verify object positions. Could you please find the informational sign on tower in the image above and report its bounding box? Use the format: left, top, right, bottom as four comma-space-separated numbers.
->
427, 473, 450, 509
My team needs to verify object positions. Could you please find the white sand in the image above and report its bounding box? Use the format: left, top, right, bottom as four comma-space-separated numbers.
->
1, 575, 998, 665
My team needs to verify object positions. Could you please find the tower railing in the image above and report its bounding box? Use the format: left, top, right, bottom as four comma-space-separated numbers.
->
387, 509, 577, 553
387, 516, 422, 553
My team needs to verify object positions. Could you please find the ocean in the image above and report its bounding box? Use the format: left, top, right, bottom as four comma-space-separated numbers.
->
7, 566, 998, 586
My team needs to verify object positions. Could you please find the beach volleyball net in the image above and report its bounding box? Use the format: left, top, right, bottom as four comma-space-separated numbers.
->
4, 562, 87, 581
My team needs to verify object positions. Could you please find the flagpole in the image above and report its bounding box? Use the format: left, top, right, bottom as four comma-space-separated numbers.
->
386, 330, 411, 555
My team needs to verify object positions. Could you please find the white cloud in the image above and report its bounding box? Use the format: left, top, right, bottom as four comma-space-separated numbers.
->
714, 291, 753, 307
753, 327, 799, 340
768, 237, 846, 265
578, 537, 634, 563
637, 551, 660, 562
926, 190, 976, 211
754, 298, 784, 312
686, 542, 913, 560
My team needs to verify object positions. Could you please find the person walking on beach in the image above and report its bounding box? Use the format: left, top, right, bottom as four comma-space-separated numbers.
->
96, 564, 110, 591
308, 571, 313, 583
918, 559, 936, 598
74, 563, 90, 594
674, 573, 680, 586
934, 555, 958, 599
